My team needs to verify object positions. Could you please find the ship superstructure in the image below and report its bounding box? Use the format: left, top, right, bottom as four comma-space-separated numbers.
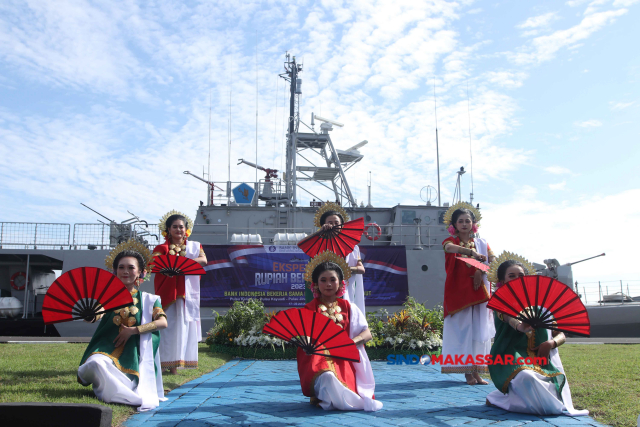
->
0, 54, 636, 338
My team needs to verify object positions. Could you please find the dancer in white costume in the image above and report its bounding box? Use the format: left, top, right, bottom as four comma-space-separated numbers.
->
298, 252, 382, 412
486, 254, 588, 416
153, 211, 207, 374
440, 202, 495, 385
78, 240, 168, 412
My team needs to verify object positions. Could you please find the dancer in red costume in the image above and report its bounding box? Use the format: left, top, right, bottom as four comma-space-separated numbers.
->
153, 210, 207, 374
441, 202, 495, 385
297, 251, 382, 411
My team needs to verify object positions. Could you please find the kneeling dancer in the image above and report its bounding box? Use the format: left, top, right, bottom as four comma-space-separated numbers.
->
297, 252, 382, 411
78, 240, 168, 411
485, 252, 588, 416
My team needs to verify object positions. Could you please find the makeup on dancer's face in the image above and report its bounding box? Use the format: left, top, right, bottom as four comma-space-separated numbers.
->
117, 256, 141, 286
455, 214, 473, 233
170, 220, 186, 240
324, 215, 342, 228
318, 270, 340, 296
504, 265, 525, 282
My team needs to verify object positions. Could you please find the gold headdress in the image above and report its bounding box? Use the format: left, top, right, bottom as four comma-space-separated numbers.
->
158, 210, 194, 238
487, 251, 537, 284
105, 239, 153, 274
442, 201, 482, 227
304, 251, 352, 283
313, 202, 350, 228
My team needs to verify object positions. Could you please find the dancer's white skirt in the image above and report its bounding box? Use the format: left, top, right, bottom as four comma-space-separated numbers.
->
160, 299, 201, 369
78, 354, 166, 411
313, 372, 382, 412
441, 302, 494, 374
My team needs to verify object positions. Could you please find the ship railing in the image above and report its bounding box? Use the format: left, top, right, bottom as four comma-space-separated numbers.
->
72, 223, 162, 250
0, 222, 71, 249
195, 223, 449, 249
577, 280, 640, 306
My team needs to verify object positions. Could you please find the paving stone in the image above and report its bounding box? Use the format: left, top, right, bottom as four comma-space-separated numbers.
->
124, 360, 607, 427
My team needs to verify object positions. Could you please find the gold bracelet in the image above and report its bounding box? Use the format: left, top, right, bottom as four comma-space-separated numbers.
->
137, 322, 157, 334
552, 333, 566, 348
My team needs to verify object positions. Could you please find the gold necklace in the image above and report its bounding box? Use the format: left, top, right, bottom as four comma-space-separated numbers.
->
318, 301, 344, 326
169, 242, 187, 256
113, 289, 139, 327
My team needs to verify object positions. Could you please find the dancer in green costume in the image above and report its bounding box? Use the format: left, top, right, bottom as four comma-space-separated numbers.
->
485, 252, 588, 416
78, 239, 168, 412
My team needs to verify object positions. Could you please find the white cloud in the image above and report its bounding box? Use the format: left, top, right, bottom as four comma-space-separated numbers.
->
566, 0, 590, 6
609, 101, 636, 110
484, 71, 528, 88
545, 166, 572, 174
517, 12, 559, 29
549, 181, 567, 190
511, 8, 628, 65
575, 119, 602, 127
483, 189, 640, 284
613, 0, 639, 6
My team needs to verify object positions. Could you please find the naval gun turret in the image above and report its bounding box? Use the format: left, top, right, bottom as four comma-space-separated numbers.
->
80, 203, 157, 247
534, 253, 606, 291
237, 159, 288, 207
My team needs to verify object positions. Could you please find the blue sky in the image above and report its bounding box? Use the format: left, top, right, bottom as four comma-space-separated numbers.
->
0, 0, 638, 290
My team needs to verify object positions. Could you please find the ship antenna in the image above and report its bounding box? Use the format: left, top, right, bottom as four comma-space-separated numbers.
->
228, 56, 232, 205
434, 78, 441, 207
255, 29, 259, 184
208, 88, 212, 184
467, 79, 474, 204
273, 75, 279, 166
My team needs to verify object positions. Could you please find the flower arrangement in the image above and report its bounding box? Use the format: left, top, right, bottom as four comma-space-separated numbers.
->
206, 297, 443, 355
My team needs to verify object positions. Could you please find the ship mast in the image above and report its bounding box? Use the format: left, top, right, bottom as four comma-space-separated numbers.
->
281, 53, 302, 208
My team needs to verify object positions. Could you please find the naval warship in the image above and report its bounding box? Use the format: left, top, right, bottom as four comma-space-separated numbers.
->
0, 54, 636, 338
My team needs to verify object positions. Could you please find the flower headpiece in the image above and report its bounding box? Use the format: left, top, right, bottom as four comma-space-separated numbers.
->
313, 202, 350, 228
442, 201, 482, 236
105, 239, 153, 282
304, 251, 351, 298
158, 210, 194, 238
487, 251, 537, 285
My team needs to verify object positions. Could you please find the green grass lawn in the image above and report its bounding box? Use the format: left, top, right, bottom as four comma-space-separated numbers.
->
560, 345, 640, 427
0, 344, 638, 427
0, 343, 230, 427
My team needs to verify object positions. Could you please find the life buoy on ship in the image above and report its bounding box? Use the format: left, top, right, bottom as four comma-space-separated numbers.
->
364, 223, 382, 241
10, 271, 29, 291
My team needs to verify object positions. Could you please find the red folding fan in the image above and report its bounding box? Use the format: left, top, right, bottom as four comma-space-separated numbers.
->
456, 256, 490, 272
262, 308, 360, 362
298, 217, 364, 258
151, 255, 206, 277
488, 275, 590, 337
42, 267, 133, 324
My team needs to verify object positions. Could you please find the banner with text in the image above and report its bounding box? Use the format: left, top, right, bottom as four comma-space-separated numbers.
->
201, 245, 409, 307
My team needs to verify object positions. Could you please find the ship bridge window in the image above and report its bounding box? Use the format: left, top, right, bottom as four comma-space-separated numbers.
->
402, 210, 417, 225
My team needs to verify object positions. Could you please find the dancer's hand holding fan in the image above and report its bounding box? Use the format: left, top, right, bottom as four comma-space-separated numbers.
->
298, 217, 364, 258
263, 308, 360, 362
42, 267, 133, 324
488, 275, 590, 337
